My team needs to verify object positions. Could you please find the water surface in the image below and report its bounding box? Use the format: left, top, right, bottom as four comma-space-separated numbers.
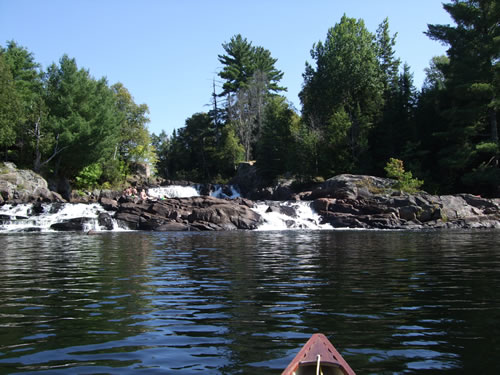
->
0, 230, 499, 374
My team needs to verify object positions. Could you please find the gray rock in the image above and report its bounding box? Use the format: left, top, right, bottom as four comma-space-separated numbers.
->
113, 196, 261, 231
398, 206, 419, 222
310, 174, 395, 200
98, 212, 114, 230
50, 217, 91, 231
0, 162, 65, 203
99, 197, 118, 211
306, 174, 500, 230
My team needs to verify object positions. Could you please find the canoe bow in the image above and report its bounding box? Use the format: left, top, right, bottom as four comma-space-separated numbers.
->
281, 333, 356, 375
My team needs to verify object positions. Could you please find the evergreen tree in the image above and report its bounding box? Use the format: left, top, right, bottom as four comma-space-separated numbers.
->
376, 18, 400, 94
163, 112, 244, 181
1, 41, 44, 167
415, 56, 450, 192
256, 96, 299, 181
151, 130, 171, 179
44, 55, 120, 177
425, 0, 500, 195
217, 34, 285, 97
0, 54, 21, 159
368, 18, 404, 174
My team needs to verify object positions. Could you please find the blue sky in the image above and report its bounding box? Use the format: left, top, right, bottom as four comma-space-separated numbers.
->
0, 0, 452, 136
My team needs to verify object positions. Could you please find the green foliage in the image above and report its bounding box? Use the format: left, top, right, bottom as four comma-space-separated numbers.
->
156, 112, 244, 182
216, 125, 245, 176
422, 0, 500, 192
100, 158, 128, 186
44, 55, 120, 176
475, 142, 499, 154
0, 40, 158, 185
151, 130, 171, 178
376, 17, 400, 93
462, 165, 500, 197
218, 34, 285, 96
1, 3, 499, 198
75, 163, 102, 190
384, 158, 423, 193
300, 15, 384, 175
0, 54, 21, 156
111, 82, 153, 165
423, 55, 449, 92
256, 96, 298, 181
289, 120, 321, 180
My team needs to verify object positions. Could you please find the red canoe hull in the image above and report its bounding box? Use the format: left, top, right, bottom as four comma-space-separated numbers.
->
281, 334, 356, 375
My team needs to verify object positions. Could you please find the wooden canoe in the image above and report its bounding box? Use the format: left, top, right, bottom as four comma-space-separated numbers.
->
281, 334, 356, 375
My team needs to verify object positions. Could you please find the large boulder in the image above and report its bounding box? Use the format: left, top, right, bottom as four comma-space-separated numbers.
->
229, 162, 263, 197
310, 174, 395, 200
306, 175, 500, 229
0, 162, 66, 203
114, 196, 261, 231
312, 193, 500, 230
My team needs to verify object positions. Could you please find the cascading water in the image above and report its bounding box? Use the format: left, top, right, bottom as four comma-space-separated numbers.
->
253, 201, 333, 230
0, 203, 123, 232
147, 185, 200, 198
210, 185, 240, 199
147, 185, 241, 199
0, 184, 331, 232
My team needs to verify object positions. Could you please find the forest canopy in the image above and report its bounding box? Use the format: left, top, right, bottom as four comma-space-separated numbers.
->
1, 0, 499, 196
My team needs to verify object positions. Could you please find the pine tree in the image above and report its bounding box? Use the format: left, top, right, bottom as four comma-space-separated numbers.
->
217, 34, 285, 97
44, 55, 120, 177
425, 0, 500, 194
1, 41, 44, 166
0, 54, 21, 159
256, 96, 298, 181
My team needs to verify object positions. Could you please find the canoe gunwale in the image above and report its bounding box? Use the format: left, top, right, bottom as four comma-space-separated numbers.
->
281, 333, 356, 375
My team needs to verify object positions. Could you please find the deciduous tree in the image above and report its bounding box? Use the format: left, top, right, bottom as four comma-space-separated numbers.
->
300, 15, 384, 174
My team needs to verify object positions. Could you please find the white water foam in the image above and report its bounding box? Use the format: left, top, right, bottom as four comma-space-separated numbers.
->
147, 185, 200, 198
253, 201, 333, 230
148, 184, 240, 199
210, 185, 240, 199
0, 203, 123, 232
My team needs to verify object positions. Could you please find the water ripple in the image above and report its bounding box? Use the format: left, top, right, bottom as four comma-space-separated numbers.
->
0, 231, 500, 373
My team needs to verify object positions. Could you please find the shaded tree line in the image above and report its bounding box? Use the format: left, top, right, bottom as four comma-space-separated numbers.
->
156, 0, 499, 196
0, 43, 153, 189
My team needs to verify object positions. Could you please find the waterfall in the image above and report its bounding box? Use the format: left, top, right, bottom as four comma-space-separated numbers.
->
0, 185, 331, 232
210, 185, 240, 199
147, 184, 240, 199
148, 185, 200, 199
253, 201, 333, 230
0, 203, 123, 233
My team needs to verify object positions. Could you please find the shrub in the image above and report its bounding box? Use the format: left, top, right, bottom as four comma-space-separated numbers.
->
75, 163, 102, 190
384, 158, 423, 193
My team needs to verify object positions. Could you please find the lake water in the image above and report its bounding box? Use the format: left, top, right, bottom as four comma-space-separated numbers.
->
0, 230, 499, 374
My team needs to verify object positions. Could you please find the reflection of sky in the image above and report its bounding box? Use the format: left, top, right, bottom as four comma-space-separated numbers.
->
0, 231, 499, 373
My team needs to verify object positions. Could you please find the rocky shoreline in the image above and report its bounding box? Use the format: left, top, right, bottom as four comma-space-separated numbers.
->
306, 174, 500, 230
2, 162, 500, 231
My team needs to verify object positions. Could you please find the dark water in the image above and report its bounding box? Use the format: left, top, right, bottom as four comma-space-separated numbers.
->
0, 230, 499, 374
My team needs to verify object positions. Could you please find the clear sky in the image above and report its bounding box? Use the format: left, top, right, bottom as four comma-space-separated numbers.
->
0, 0, 452, 136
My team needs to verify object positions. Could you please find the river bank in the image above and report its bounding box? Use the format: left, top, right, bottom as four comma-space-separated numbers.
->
2, 162, 500, 231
